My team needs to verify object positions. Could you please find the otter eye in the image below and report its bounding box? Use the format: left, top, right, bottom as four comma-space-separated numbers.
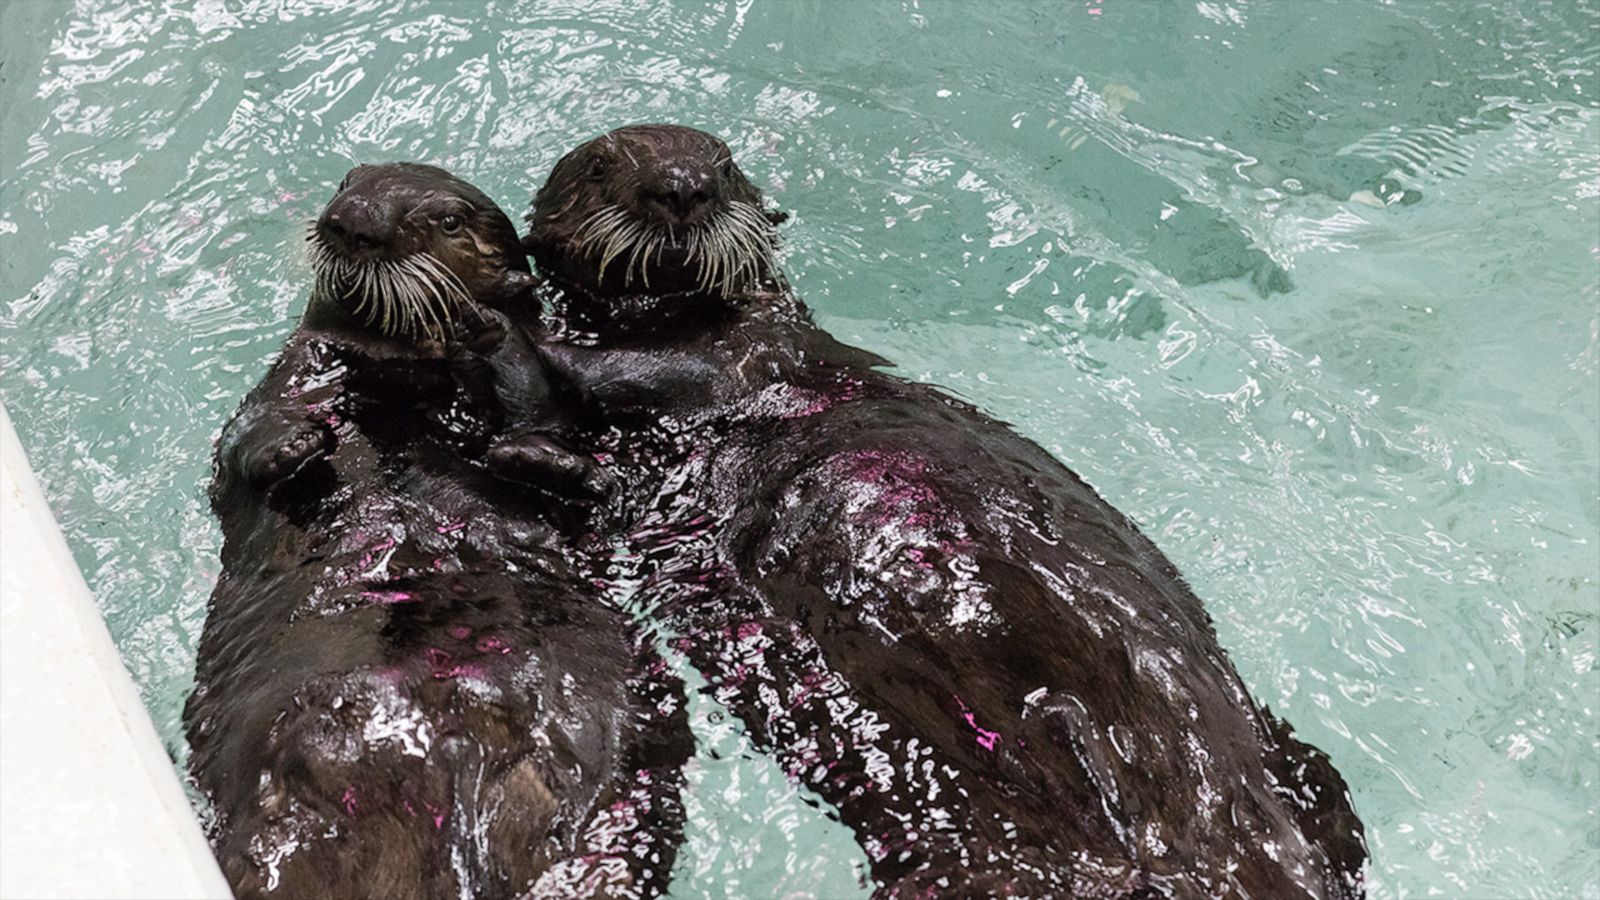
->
439, 214, 465, 234
721, 159, 734, 179
588, 156, 607, 181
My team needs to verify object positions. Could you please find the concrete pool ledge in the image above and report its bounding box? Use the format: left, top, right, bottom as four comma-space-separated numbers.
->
0, 404, 231, 899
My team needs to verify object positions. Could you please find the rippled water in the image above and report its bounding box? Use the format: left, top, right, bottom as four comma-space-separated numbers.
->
2, 1, 1596, 895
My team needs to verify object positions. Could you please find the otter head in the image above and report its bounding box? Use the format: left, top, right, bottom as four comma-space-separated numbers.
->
523, 124, 786, 302
309, 163, 533, 341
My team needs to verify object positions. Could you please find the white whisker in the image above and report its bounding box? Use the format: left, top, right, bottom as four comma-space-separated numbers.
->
557, 196, 780, 299
308, 232, 480, 340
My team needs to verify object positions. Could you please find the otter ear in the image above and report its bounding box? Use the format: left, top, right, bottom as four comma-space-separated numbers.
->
765, 208, 790, 226
484, 269, 539, 312
502, 269, 538, 294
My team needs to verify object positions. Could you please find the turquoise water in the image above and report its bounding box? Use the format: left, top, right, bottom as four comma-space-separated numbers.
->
1, 0, 1596, 895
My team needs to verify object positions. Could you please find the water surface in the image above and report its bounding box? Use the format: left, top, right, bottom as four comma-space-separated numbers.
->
2, 1, 1596, 895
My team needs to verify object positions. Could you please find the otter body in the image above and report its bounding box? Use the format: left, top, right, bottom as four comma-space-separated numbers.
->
185, 164, 688, 899
523, 126, 1366, 898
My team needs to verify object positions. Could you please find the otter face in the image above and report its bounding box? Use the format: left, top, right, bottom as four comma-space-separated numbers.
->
309, 163, 531, 340
524, 124, 786, 300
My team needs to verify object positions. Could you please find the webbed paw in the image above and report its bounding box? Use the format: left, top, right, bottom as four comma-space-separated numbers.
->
486, 434, 615, 500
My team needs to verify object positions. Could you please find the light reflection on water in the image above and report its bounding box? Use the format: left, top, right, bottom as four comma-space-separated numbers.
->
1, 1, 1596, 895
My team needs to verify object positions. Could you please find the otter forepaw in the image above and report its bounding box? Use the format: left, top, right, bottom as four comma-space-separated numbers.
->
461, 314, 506, 355
416, 313, 506, 363
243, 424, 332, 486
416, 337, 451, 360
450, 305, 508, 356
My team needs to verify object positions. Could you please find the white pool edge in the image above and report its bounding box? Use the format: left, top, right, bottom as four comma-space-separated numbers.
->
0, 403, 232, 899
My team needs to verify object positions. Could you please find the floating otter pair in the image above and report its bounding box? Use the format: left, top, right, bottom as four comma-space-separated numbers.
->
191, 126, 1366, 898
186, 164, 688, 899
521, 125, 1368, 898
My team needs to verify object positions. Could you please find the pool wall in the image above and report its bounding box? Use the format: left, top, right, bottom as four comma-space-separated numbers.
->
0, 404, 231, 899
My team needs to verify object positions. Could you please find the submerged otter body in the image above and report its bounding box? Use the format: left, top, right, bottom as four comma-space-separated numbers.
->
524, 126, 1366, 897
185, 164, 688, 899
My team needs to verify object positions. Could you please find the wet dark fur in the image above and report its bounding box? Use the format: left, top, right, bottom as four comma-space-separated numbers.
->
185, 164, 690, 900
524, 126, 1367, 898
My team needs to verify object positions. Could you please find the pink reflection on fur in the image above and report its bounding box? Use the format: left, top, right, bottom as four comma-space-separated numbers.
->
359, 589, 415, 605
953, 693, 1001, 751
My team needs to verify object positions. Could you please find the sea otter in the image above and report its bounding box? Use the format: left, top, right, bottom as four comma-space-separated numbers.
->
185, 163, 690, 900
516, 125, 1367, 898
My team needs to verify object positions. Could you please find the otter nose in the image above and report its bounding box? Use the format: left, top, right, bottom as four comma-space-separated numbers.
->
644, 165, 718, 223
318, 194, 396, 254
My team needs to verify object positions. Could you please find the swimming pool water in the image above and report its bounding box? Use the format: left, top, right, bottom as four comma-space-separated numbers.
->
1, 1, 1595, 895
